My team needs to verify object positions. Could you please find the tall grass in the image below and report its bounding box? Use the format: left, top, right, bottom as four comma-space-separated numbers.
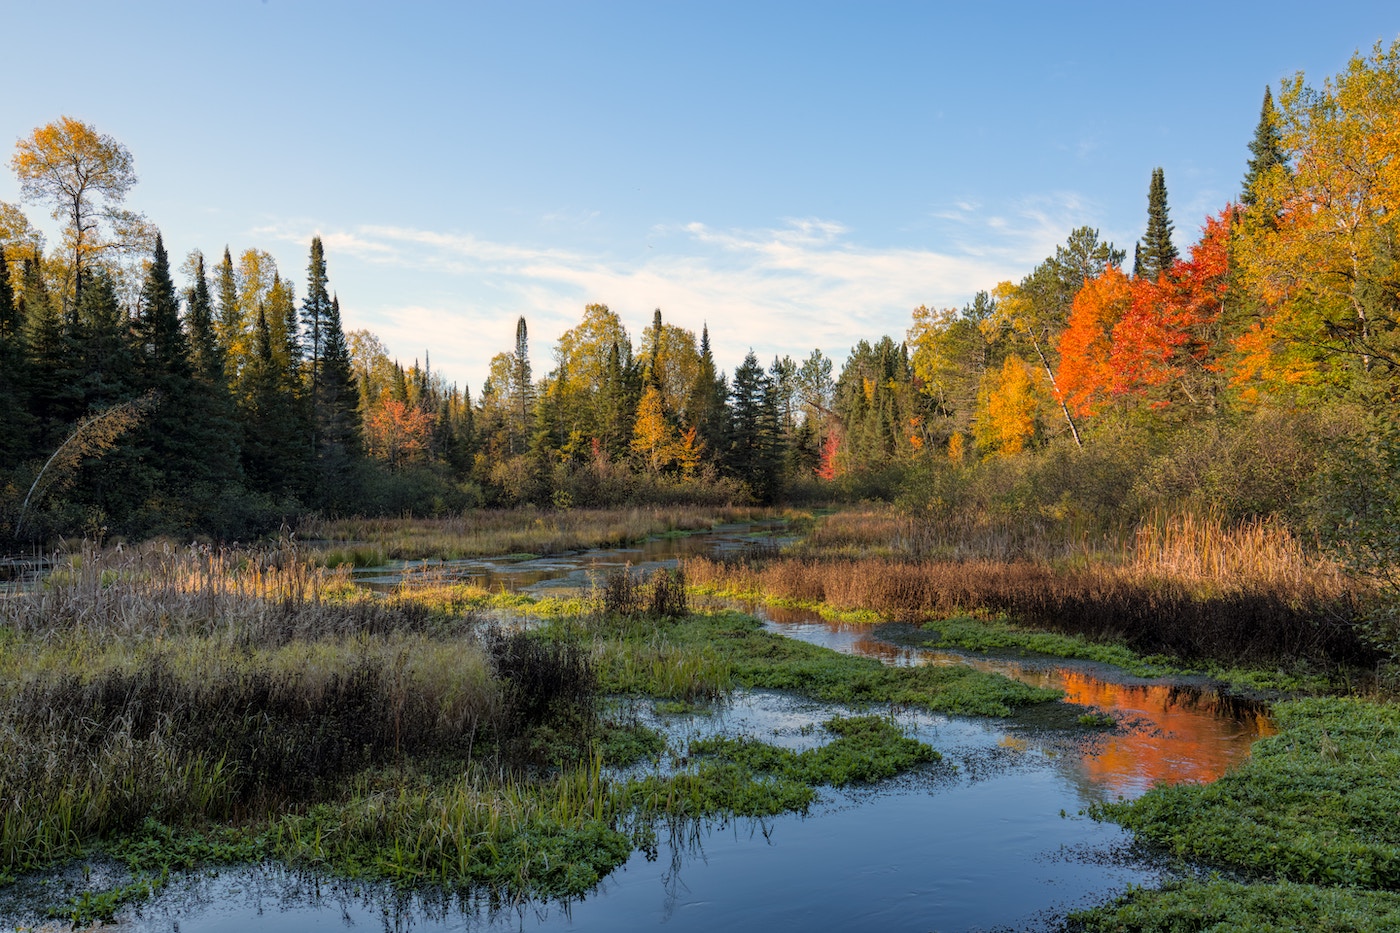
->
0, 538, 604, 879
300, 505, 774, 565
690, 509, 1372, 667
0, 539, 455, 645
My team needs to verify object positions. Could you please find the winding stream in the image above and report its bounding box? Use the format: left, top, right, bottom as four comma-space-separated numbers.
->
11, 525, 1273, 932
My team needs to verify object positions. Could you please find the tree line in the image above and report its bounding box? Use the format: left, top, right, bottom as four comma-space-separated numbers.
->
2, 42, 1398, 547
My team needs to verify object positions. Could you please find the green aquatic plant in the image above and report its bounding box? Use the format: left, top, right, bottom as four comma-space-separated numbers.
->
1069, 878, 1400, 932
690, 715, 940, 786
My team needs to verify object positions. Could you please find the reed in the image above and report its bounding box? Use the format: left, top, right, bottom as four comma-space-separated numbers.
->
687, 510, 1372, 667
0, 539, 459, 647
300, 505, 774, 565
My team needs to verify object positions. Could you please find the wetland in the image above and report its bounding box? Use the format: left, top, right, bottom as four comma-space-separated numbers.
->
0, 509, 1393, 932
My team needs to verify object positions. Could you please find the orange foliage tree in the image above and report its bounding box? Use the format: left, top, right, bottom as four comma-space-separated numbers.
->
1056, 211, 1232, 418
365, 399, 434, 470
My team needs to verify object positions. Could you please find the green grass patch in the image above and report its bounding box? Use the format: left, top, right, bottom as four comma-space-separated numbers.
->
690, 715, 939, 786
567, 608, 1061, 716
1068, 878, 1400, 932
598, 721, 668, 768
921, 615, 1180, 677
1094, 697, 1400, 889
622, 764, 816, 820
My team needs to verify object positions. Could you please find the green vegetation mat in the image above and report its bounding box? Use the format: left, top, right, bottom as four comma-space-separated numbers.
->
574, 607, 1063, 716
1076, 697, 1400, 930
1067, 878, 1400, 933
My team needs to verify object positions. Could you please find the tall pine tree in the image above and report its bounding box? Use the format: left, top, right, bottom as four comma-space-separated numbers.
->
727, 350, 783, 502
214, 246, 243, 379
313, 294, 362, 506
1136, 167, 1178, 281
302, 236, 332, 421
0, 251, 34, 471
241, 304, 308, 500
181, 252, 243, 510
686, 324, 728, 461
22, 252, 80, 452
1242, 86, 1288, 208
132, 233, 202, 526
510, 316, 535, 454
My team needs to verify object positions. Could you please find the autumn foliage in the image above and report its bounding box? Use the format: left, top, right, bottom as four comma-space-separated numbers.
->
1054, 211, 1232, 416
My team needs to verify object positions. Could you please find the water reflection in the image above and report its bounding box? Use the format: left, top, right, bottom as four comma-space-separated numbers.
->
353, 525, 790, 596
751, 603, 1274, 797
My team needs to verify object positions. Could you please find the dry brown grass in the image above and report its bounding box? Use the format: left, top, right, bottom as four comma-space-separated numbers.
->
0, 539, 454, 646
300, 505, 773, 565
689, 509, 1370, 666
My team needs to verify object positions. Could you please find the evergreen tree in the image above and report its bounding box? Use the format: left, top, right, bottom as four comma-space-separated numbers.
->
596, 341, 637, 460
686, 324, 728, 461
214, 246, 242, 378
1136, 167, 1178, 281
182, 252, 243, 506
1242, 86, 1288, 208
0, 251, 34, 471
23, 253, 83, 451
130, 233, 206, 526
72, 267, 144, 523
313, 294, 362, 506
185, 254, 224, 386
510, 316, 534, 454
240, 305, 308, 500
301, 236, 332, 398
644, 308, 665, 396
727, 350, 783, 502
136, 234, 191, 384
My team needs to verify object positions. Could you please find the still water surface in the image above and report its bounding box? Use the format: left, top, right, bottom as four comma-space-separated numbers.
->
17, 527, 1273, 932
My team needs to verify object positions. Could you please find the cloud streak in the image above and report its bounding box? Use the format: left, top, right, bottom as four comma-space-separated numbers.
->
255, 195, 1097, 386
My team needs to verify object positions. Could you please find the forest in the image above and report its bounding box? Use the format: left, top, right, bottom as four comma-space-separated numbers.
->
0, 44, 1397, 580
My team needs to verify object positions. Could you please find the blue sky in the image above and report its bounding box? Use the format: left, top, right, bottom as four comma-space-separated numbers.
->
2, 1, 1396, 391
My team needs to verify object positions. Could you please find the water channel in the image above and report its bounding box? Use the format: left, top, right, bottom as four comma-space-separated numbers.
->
9, 526, 1273, 932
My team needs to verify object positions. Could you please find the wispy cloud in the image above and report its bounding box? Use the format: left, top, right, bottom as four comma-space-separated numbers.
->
254, 197, 1098, 386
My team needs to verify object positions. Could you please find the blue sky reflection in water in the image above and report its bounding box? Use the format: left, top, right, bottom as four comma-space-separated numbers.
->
118, 692, 1171, 933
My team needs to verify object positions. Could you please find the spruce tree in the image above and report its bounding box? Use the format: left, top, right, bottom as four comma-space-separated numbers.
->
727, 350, 783, 502
644, 308, 665, 396
131, 233, 204, 527
74, 267, 145, 525
214, 246, 241, 378
686, 324, 728, 462
22, 252, 81, 451
510, 316, 534, 454
1242, 86, 1287, 208
185, 254, 224, 385
182, 253, 243, 509
313, 294, 362, 506
301, 236, 331, 397
0, 251, 35, 471
1136, 167, 1178, 281
240, 305, 308, 500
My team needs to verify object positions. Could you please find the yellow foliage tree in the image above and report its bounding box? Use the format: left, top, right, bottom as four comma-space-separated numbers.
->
972, 355, 1040, 457
1235, 40, 1400, 395
630, 385, 676, 473
11, 117, 151, 307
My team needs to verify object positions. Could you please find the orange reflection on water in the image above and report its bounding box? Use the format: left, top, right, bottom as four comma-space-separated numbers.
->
1055, 670, 1275, 795
757, 606, 1275, 799
944, 655, 1274, 796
